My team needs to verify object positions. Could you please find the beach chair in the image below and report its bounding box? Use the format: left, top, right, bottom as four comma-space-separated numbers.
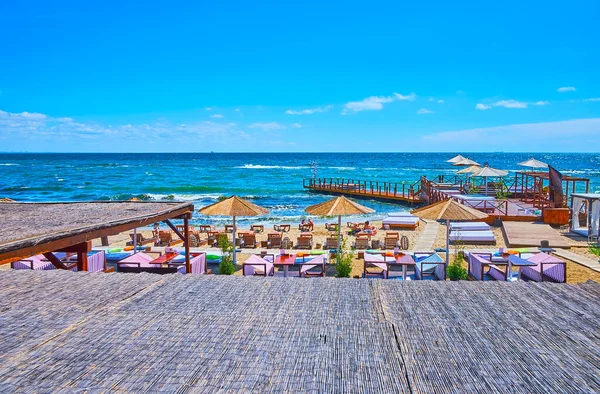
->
241, 234, 257, 248
520, 253, 566, 283
274, 224, 291, 232
299, 255, 326, 278
225, 224, 234, 233
127, 232, 156, 246
157, 231, 183, 246
324, 236, 339, 250
413, 252, 446, 280
243, 254, 275, 276
296, 236, 313, 250
363, 253, 389, 278
250, 224, 264, 233
298, 223, 313, 232
199, 225, 214, 234
325, 223, 338, 231
354, 236, 370, 250
383, 236, 398, 250
267, 233, 283, 249
467, 252, 507, 281
207, 231, 222, 247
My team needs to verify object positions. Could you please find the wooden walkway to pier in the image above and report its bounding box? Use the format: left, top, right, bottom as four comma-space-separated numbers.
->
304, 178, 424, 204
413, 220, 439, 251
502, 222, 571, 248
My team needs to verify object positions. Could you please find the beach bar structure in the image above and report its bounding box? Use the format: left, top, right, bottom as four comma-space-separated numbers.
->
303, 178, 424, 204
0, 201, 195, 272
513, 171, 590, 208
1, 271, 599, 392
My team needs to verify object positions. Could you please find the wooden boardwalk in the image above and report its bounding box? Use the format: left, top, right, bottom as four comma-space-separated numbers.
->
553, 249, 600, 273
304, 178, 424, 204
502, 221, 571, 248
412, 220, 439, 251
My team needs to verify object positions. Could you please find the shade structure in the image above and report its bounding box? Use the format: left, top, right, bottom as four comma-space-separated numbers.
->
456, 165, 481, 174
452, 158, 480, 167
305, 196, 374, 261
447, 154, 467, 163
411, 199, 488, 265
199, 196, 269, 266
518, 158, 549, 169
0, 198, 15, 202
471, 165, 509, 195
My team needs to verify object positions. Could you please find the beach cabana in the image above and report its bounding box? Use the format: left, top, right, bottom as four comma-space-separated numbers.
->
0, 201, 195, 272
570, 193, 600, 241
411, 199, 488, 264
199, 196, 269, 266
305, 196, 374, 261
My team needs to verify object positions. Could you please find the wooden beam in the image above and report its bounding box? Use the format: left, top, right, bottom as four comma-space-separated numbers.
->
54, 241, 92, 253
42, 252, 71, 270
0, 206, 193, 265
184, 217, 191, 274
164, 219, 186, 241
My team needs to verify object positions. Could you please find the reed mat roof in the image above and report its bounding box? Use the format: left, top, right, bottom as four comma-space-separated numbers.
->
0, 271, 598, 393
0, 201, 193, 255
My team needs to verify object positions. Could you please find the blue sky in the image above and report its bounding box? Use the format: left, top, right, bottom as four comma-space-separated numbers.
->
0, 0, 599, 152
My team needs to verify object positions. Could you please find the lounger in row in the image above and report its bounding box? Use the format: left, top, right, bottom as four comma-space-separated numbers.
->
449, 222, 490, 232
449, 230, 496, 244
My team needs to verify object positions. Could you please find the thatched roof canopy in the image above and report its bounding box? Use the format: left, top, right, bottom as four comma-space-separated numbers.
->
0, 201, 193, 263
305, 196, 374, 216
199, 195, 268, 217
0, 271, 598, 393
411, 199, 488, 221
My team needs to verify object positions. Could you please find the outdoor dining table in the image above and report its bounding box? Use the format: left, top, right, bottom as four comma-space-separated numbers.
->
507, 255, 537, 281
273, 254, 296, 278
390, 253, 416, 280
149, 252, 180, 266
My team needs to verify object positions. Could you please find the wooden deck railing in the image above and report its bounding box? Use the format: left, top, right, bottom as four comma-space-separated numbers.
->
303, 178, 422, 202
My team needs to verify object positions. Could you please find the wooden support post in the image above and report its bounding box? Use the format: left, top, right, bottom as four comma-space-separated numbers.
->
101, 236, 109, 246
77, 250, 88, 271
184, 217, 191, 274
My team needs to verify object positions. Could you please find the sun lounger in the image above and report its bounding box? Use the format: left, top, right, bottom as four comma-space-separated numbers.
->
157, 231, 184, 246
296, 236, 312, 250
243, 254, 274, 276
383, 236, 398, 250
467, 252, 507, 281
413, 252, 446, 280
267, 233, 283, 249
250, 224, 264, 233
363, 253, 389, 278
241, 234, 257, 248
325, 223, 338, 231
449, 230, 496, 244
520, 253, 566, 283
354, 236, 370, 250
449, 222, 491, 232
127, 232, 156, 246
274, 224, 291, 232
224, 224, 234, 233
382, 215, 420, 230
198, 225, 214, 233
298, 223, 313, 232
324, 236, 339, 250
387, 211, 414, 217
299, 255, 326, 278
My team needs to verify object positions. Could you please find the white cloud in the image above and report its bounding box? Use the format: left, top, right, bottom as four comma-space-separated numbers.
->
248, 122, 285, 131
291, 123, 302, 128
394, 92, 416, 101
428, 97, 434, 102
557, 86, 576, 93
534, 101, 551, 106
286, 105, 333, 115
436, 99, 444, 104
421, 118, 600, 151
234, 108, 240, 112
417, 108, 434, 115
210, 114, 224, 118
205, 107, 213, 111
342, 92, 416, 114
584, 98, 600, 102
476, 103, 491, 110
493, 100, 528, 109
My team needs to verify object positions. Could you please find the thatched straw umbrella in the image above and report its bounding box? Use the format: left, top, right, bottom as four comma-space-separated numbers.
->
199, 196, 269, 265
305, 196, 374, 260
411, 199, 488, 265
0, 198, 15, 202
447, 154, 467, 163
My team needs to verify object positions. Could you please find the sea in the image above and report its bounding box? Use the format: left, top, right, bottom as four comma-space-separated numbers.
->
1, 152, 599, 226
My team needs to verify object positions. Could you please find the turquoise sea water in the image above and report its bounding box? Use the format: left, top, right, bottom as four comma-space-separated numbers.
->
1, 153, 599, 225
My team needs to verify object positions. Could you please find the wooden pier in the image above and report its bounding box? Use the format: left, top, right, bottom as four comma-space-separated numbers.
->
303, 178, 424, 204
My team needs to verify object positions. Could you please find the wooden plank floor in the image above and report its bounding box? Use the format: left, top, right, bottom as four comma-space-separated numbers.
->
502, 221, 571, 248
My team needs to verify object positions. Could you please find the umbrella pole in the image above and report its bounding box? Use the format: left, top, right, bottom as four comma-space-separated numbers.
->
133, 228, 137, 254
446, 219, 450, 265
232, 215, 237, 266
337, 215, 342, 264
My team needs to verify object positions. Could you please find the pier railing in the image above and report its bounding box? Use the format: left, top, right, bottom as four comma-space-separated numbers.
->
303, 178, 422, 202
